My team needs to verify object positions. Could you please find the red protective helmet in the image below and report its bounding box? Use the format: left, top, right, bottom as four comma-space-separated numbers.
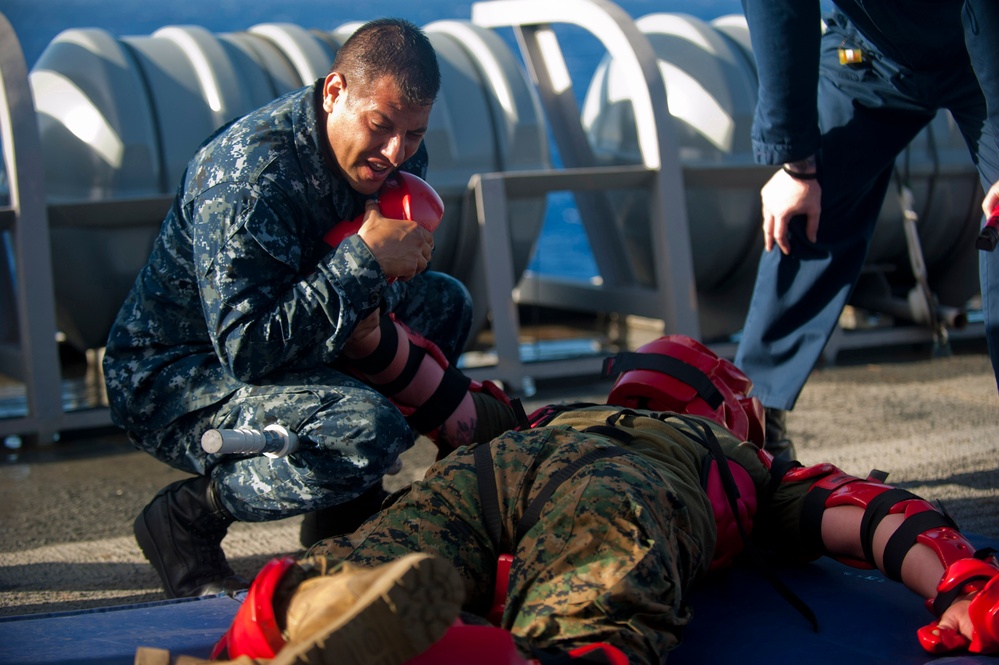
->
322, 171, 444, 248
603, 335, 765, 446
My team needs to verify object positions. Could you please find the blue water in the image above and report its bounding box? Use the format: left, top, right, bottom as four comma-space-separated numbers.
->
2, 0, 744, 281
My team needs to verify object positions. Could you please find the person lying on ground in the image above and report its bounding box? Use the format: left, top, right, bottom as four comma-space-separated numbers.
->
136, 335, 999, 665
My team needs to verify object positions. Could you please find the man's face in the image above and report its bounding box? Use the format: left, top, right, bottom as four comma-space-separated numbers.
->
322, 72, 432, 196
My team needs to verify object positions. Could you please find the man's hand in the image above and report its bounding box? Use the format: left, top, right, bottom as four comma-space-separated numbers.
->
357, 199, 434, 281
918, 559, 999, 655
919, 597, 976, 653
760, 166, 821, 255
983, 180, 999, 217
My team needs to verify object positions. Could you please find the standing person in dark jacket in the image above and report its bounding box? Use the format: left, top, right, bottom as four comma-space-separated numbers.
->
734, 0, 999, 458
103, 18, 516, 600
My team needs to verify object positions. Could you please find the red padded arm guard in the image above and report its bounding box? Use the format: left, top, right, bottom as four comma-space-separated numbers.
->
797, 466, 975, 579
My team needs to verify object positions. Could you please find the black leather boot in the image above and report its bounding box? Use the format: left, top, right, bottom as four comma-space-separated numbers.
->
134, 475, 250, 598
299, 482, 390, 549
764, 407, 797, 460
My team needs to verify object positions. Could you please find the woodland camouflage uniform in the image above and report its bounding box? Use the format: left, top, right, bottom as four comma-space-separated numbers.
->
311, 405, 817, 665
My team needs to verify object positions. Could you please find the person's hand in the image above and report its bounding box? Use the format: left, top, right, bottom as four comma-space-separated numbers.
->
919, 595, 980, 654
357, 199, 434, 280
760, 168, 821, 254
983, 180, 999, 217
920, 597, 975, 653
917, 562, 999, 655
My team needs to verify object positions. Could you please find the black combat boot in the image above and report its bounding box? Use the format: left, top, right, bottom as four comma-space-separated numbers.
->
298, 482, 390, 549
134, 475, 250, 598
764, 407, 797, 460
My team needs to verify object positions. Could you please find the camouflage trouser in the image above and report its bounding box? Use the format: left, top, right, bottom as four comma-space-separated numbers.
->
134, 270, 473, 523
311, 426, 710, 665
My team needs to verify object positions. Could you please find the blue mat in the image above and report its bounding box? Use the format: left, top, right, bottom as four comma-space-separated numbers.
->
3, 535, 997, 665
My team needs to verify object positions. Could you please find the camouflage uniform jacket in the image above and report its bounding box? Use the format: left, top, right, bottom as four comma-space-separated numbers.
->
103, 80, 429, 434
537, 405, 818, 565
314, 405, 818, 661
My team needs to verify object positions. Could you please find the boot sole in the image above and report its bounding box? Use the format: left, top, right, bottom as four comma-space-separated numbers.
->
272, 553, 464, 665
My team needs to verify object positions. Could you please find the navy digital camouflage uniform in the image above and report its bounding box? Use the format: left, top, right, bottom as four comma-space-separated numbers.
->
310, 405, 817, 665
103, 80, 472, 523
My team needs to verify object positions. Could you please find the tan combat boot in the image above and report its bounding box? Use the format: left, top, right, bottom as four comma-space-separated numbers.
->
135, 553, 465, 665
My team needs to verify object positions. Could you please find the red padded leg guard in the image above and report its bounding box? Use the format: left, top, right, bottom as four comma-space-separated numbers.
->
210, 556, 296, 660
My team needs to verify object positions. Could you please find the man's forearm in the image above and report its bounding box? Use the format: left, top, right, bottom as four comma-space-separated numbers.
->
743, 0, 824, 164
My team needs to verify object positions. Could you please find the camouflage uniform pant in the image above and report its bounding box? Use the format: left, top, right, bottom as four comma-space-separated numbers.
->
136, 271, 472, 523
311, 426, 710, 665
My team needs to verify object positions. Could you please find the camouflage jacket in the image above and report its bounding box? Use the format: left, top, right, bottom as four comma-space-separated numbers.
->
537, 405, 816, 567
103, 80, 429, 432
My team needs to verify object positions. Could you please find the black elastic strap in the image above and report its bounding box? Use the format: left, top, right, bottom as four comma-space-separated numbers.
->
474, 443, 503, 551
860, 489, 917, 567
511, 398, 530, 430
767, 456, 802, 497
882, 510, 956, 582
374, 343, 425, 396
350, 313, 399, 375
515, 445, 629, 543
602, 353, 724, 409
580, 425, 634, 444
677, 414, 819, 633
868, 469, 890, 484
800, 484, 835, 555
405, 363, 472, 434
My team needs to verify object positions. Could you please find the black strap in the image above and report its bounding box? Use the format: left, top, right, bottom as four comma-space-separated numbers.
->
801, 484, 835, 555
602, 353, 724, 409
350, 313, 398, 375
404, 363, 472, 434
376, 343, 426, 396
882, 510, 956, 582
767, 456, 801, 496
580, 425, 634, 444
868, 469, 890, 484
474, 443, 504, 551
515, 444, 630, 543
676, 414, 819, 633
511, 398, 530, 430
860, 489, 917, 567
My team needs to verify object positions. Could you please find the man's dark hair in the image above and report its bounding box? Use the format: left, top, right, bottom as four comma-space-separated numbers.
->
331, 18, 440, 107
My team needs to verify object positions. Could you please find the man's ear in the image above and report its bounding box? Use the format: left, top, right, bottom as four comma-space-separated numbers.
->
322, 72, 346, 113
